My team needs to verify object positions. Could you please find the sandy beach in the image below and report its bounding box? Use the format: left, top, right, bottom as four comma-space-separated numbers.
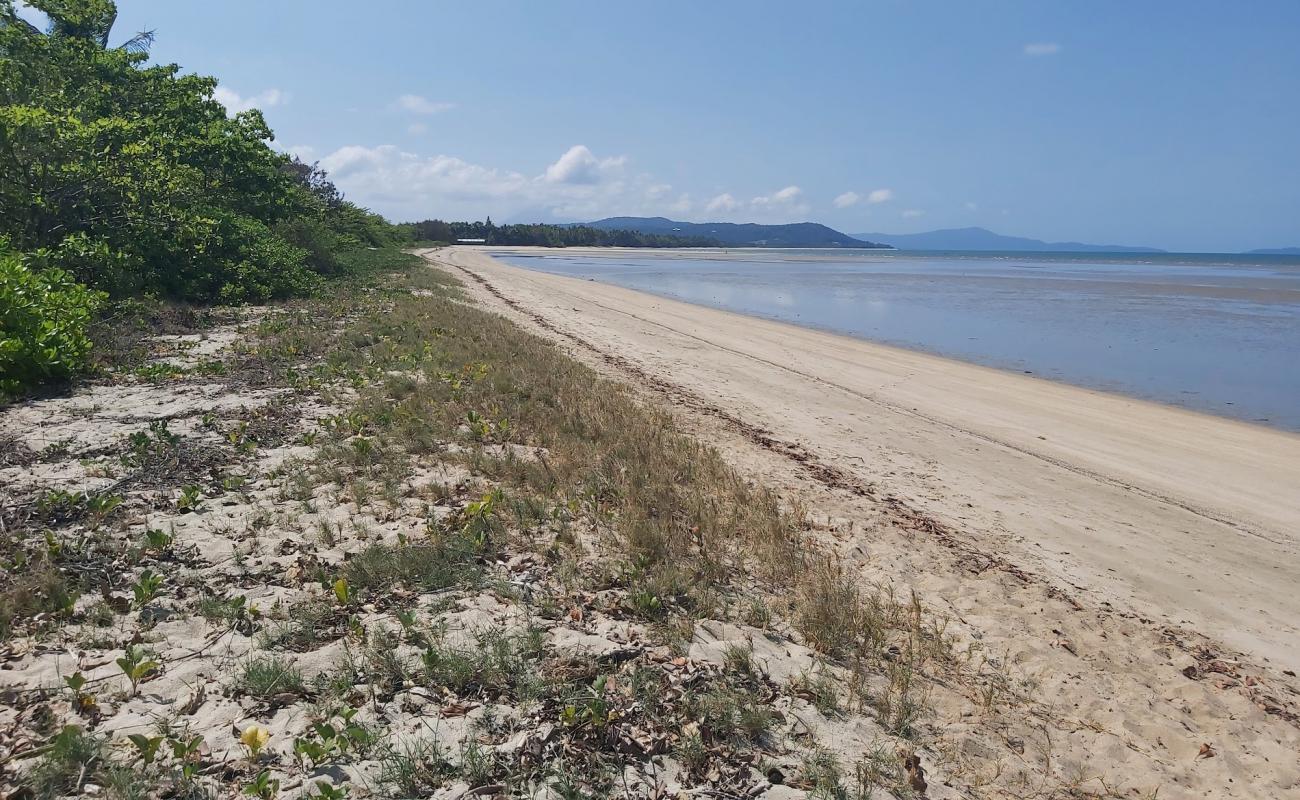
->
427, 245, 1300, 795
447, 246, 1300, 664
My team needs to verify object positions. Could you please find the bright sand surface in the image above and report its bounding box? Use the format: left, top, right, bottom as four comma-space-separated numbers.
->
441, 246, 1300, 668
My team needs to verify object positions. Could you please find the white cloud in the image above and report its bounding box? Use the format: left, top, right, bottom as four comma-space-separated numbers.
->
310, 143, 670, 222
212, 87, 287, 115
667, 193, 693, 215
705, 193, 740, 214
543, 145, 627, 185
867, 188, 893, 204
407, 122, 429, 135
902, 209, 926, 219
752, 185, 803, 207
1023, 42, 1061, 56
396, 94, 455, 114
833, 191, 861, 208
964, 201, 979, 211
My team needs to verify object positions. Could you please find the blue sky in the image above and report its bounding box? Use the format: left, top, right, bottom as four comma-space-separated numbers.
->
19, 1, 1300, 251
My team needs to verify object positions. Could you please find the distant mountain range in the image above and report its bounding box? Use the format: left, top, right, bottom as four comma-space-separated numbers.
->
578, 217, 887, 248
851, 226, 1166, 253
574, 218, 1297, 255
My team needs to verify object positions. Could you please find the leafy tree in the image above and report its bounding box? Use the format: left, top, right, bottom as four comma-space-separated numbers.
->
0, 0, 401, 397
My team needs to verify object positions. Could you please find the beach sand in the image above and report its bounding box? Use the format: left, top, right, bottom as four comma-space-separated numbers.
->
428, 246, 1300, 796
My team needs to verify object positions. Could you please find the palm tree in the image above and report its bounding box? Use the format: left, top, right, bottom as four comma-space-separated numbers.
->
1, 0, 154, 52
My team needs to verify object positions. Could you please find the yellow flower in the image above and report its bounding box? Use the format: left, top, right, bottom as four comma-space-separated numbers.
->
240, 725, 271, 758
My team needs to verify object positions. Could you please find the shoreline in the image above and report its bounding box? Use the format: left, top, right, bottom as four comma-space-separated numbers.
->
439, 246, 1300, 668
486, 245, 1300, 432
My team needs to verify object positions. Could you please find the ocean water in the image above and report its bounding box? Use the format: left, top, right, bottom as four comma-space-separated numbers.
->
495, 249, 1300, 432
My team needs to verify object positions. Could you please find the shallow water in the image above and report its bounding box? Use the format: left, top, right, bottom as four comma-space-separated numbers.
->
496, 249, 1300, 432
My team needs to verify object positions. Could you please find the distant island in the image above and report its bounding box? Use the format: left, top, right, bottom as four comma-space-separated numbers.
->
1246, 247, 1300, 256
852, 226, 1165, 253
578, 217, 889, 248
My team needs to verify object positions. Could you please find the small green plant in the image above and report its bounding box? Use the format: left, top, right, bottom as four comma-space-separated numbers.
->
176, 485, 204, 512
227, 421, 257, 453
239, 655, 306, 701
291, 707, 372, 768
465, 410, 492, 440
25, 725, 103, 797
63, 672, 97, 715
306, 782, 349, 800
559, 675, 617, 730
131, 569, 165, 608
244, 768, 280, 799
85, 492, 122, 520
626, 588, 665, 619
198, 593, 259, 634
793, 668, 842, 717
134, 362, 186, 380
169, 734, 205, 780
126, 733, 164, 765
116, 645, 160, 695
350, 436, 375, 463
149, 419, 180, 446
141, 527, 173, 552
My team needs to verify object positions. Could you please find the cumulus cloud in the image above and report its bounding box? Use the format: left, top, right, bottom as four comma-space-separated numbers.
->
834, 191, 861, 208
396, 94, 455, 114
212, 87, 286, 115
705, 193, 740, 214
1023, 42, 1061, 56
309, 143, 668, 222
752, 185, 803, 207
543, 145, 627, 185
867, 188, 893, 204
700, 186, 811, 220
902, 209, 926, 218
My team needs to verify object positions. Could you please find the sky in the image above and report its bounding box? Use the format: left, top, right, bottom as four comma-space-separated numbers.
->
18, 0, 1300, 251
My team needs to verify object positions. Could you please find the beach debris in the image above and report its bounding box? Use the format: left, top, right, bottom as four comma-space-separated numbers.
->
901, 748, 928, 794
1197, 742, 1217, 760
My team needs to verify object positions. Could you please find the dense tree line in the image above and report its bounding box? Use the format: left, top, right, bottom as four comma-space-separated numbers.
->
404, 218, 721, 248
0, 0, 400, 398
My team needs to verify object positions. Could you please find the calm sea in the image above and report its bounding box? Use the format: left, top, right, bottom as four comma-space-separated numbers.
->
495, 248, 1300, 432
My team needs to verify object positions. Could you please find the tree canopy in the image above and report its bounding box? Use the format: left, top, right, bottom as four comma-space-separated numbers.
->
406, 219, 721, 248
0, 0, 399, 398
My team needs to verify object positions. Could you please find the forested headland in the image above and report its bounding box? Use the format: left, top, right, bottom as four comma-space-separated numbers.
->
404, 219, 721, 248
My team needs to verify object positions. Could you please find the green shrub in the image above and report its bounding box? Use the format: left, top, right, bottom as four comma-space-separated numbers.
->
0, 248, 104, 400
211, 216, 319, 304
275, 217, 346, 275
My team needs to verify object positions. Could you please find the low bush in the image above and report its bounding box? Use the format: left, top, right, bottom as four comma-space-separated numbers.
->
0, 247, 105, 400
